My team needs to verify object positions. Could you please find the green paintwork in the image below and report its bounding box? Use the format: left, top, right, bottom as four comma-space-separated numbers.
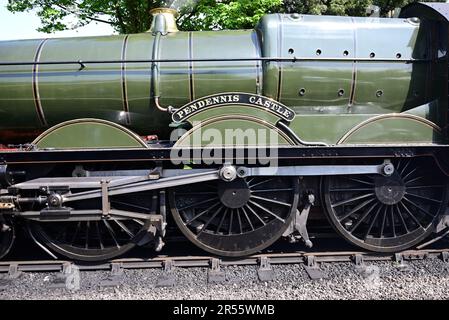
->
39, 36, 125, 125
33, 119, 147, 149
341, 117, 443, 145
0, 39, 42, 130
190, 30, 259, 99
176, 116, 292, 147
256, 14, 433, 112
288, 101, 445, 145
187, 105, 280, 125
0, 10, 447, 147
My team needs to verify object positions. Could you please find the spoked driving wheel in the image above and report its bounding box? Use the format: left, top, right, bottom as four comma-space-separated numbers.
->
322, 158, 449, 252
28, 196, 151, 262
170, 177, 299, 257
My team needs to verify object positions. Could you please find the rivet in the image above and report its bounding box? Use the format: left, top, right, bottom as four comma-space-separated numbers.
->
376, 90, 384, 97
299, 88, 306, 96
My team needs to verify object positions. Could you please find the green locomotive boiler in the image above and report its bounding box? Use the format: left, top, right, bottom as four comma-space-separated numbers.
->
0, 2, 449, 261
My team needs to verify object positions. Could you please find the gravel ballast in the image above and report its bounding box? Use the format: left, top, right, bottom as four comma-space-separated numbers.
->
1, 258, 449, 300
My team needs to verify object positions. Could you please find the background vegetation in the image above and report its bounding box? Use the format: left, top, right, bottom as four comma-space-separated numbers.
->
6, 0, 446, 34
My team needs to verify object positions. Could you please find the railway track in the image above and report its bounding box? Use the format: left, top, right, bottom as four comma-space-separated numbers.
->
1, 244, 449, 289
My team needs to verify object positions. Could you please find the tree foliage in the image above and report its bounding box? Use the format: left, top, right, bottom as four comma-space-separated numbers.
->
5, 0, 447, 34
179, 0, 283, 31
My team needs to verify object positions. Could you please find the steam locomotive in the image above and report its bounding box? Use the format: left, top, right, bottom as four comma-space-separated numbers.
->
1, 2, 449, 261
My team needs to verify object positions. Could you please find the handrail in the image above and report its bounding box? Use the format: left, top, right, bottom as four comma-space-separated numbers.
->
0, 57, 435, 66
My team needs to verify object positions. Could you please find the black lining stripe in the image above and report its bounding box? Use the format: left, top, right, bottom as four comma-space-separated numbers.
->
348, 17, 357, 107
188, 32, 195, 101
276, 14, 283, 102
32, 39, 48, 127
121, 35, 131, 125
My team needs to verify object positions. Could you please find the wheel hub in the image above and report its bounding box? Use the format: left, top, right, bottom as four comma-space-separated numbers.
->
374, 176, 406, 205
218, 179, 250, 209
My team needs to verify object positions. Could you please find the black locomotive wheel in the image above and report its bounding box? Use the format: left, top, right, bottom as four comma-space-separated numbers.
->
322, 158, 449, 252
28, 218, 147, 262
170, 177, 299, 257
0, 218, 15, 259
27, 194, 155, 262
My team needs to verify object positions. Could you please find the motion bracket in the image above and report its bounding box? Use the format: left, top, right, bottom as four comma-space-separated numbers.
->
283, 193, 314, 248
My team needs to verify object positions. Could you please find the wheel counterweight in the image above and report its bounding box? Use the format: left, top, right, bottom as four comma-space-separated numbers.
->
322, 158, 449, 252
170, 177, 300, 257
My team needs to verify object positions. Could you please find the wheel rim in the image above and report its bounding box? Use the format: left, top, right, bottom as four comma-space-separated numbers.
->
170, 177, 299, 257
0, 218, 15, 259
28, 196, 152, 262
323, 158, 448, 252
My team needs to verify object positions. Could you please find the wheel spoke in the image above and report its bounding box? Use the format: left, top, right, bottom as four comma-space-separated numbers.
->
403, 197, 436, 218
111, 201, 150, 212
349, 202, 377, 233
85, 221, 90, 249
406, 185, 443, 190
395, 204, 409, 233
95, 222, 104, 250
237, 209, 243, 234
251, 188, 293, 193
405, 176, 425, 185
399, 201, 423, 228
216, 207, 228, 233
364, 205, 382, 240
132, 219, 145, 226
402, 167, 418, 182
114, 220, 135, 238
228, 210, 234, 235
178, 197, 218, 211
248, 200, 285, 223
405, 192, 442, 205
246, 178, 256, 185
344, 177, 374, 186
103, 220, 120, 249
332, 193, 374, 208
379, 206, 388, 238
246, 204, 267, 226
250, 178, 274, 189
186, 202, 220, 225
70, 222, 81, 246
390, 206, 396, 237
330, 188, 373, 193
399, 159, 411, 175
339, 198, 375, 222
241, 207, 255, 231
251, 195, 292, 208
176, 192, 217, 196
197, 206, 223, 236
